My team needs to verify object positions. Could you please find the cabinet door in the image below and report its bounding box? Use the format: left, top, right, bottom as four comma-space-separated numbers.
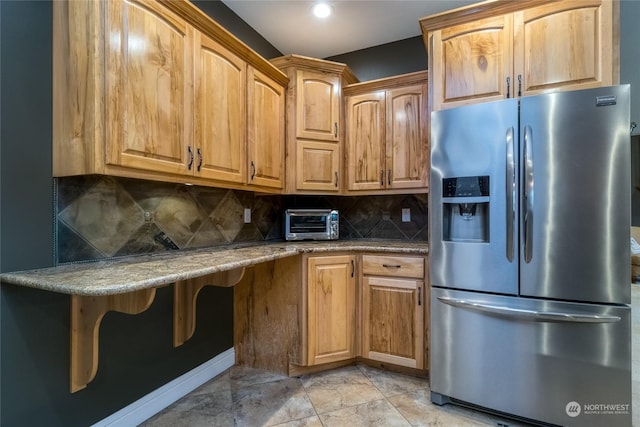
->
307, 255, 357, 365
297, 70, 341, 142
296, 141, 340, 191
247, 66, 285, 189
361, 276, 424, 369
194, 32, 246, 183
513, 0, 613, 96
386, 84, 428, 189
430, 14, 514, 110
346, 92, 386, 191
106, 0, 193, 175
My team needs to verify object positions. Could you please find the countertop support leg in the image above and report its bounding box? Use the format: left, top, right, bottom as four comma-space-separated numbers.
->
70, 288, 156, 393
173, 268, 245, 347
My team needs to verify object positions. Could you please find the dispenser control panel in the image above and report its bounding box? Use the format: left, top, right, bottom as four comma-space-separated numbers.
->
443, 176, 490, 197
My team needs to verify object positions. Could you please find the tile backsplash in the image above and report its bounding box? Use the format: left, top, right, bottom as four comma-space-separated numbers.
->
55, 176, 427, 264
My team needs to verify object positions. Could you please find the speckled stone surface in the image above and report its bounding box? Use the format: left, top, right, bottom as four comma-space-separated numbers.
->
0, 241, 428, 296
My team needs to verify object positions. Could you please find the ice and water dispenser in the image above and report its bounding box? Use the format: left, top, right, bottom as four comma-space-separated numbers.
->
441, 176, 490, 242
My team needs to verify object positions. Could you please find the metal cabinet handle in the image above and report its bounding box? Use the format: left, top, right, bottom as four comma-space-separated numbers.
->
505, 126, 515, 262
517, 74, 522, 97
380, 169, 384, 186
334, 122, 338, 138
196, 148, 203, 172
335, 171, 339, 188
506, 76, 511, 98
437, 297, 621, 323
418, 287, 422, 306
382, 264, 401, 268
387, 169, 392, 186
351, 259, 355, 277
187, 146, 194, 170
250, 161, 256, 180
523, 125, 534, 263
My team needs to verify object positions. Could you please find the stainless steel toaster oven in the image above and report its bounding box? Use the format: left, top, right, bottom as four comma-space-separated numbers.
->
284, 209, 339, 241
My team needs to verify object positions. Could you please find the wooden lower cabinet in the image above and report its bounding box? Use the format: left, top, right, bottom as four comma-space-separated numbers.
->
305, 254, 357, 365
303, 253, 427, 370
361, 276, 424, 369
233, 252, 428, 377
360, 254, 427, 370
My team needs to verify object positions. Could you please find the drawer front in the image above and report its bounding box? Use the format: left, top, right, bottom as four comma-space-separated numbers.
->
362, 255, 424, 278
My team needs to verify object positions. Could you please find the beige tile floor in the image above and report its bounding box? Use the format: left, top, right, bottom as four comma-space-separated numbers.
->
142, 285, 640, 427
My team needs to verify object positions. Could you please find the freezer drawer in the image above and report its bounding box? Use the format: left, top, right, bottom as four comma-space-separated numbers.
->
430, 287, 631, 427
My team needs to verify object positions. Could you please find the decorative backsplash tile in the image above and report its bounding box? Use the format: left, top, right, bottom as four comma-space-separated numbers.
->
55, 176, 427, 264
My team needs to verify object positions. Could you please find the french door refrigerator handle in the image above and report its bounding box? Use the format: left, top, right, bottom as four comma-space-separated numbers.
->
523, 125, 534, 263
506, 127, 515, 262
437, 297, 621, 323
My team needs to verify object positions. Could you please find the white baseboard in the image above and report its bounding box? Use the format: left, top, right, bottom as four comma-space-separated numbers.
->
92, 348, 235, 427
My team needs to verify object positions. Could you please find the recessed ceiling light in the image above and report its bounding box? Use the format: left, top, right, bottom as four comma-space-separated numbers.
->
312, 3, 332, 19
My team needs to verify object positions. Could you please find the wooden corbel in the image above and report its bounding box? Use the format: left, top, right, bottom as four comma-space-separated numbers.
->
173, 268, 245, 347
70, 288, 156, 393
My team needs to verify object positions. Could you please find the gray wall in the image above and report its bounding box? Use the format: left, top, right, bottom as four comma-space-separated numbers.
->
192, 0, 282, 59
620, 0, 640, 225
0, 1, 264, 426
326, 36, 428, 81
2, 0, 638, 425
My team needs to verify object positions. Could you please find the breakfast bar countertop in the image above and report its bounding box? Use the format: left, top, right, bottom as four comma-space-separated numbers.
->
0, 240, 428, 296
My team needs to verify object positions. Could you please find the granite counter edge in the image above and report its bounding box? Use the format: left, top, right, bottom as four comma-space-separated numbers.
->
0, 241, 428, 296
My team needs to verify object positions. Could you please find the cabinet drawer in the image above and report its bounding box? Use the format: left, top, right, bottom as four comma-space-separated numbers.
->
362, 255, 424, 278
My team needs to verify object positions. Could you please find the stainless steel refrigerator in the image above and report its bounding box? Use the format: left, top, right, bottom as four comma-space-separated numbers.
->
429, 85, 632, 427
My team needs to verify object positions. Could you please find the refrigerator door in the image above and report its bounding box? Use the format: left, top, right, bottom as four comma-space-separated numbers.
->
430, 287, 632, 427
519, 85, 631, 304
430, 99, 519, 294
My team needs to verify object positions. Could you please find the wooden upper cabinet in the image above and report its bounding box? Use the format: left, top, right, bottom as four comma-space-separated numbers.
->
297, 70, 341, 142
386, 85, 428, 189
421, 0, 618, 111
54, 0, 288, 192
271, 55, 358, 194
194, 32, 246, 183
296, 141, 341, 192
345, 71, 428, 193
346, 91, 386, 191
513, 0, 614, 96
105, 0, 194, 175
247, 66, 285, 189
430, 15, 513, 110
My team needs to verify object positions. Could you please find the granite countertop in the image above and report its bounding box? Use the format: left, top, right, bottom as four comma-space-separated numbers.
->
0, 240, 428, 296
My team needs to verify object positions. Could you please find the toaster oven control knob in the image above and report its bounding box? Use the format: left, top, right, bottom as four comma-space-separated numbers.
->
331, 222, 339, 238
